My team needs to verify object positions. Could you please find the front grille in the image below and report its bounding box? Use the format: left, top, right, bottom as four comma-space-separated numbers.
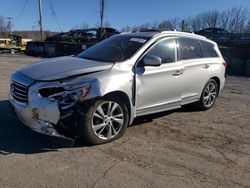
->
11, 81, 29, 104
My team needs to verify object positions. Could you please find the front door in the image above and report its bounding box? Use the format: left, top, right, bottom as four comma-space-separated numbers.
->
135, 38, 184, 116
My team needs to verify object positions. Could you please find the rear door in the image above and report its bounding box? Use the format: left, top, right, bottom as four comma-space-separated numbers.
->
177, 37, 218, 104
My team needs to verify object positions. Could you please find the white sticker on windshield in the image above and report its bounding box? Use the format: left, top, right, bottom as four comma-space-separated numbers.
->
129, 38, 146, 43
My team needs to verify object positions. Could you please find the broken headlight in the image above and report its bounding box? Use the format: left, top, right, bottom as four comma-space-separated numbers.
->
39, 82, 91, 109
39, 82, 91, 119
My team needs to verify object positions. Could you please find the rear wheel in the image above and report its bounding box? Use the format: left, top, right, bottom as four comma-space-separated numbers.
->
80, 97, 129, 145
197, 79, 218, 110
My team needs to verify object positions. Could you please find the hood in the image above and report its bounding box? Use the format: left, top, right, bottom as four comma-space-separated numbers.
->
17, 56, 114, 81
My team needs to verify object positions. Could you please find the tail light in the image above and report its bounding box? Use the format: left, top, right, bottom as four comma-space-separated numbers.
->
223, 61, 228, 68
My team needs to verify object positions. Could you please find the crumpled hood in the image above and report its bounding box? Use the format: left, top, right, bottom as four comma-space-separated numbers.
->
17, 56, 114, 81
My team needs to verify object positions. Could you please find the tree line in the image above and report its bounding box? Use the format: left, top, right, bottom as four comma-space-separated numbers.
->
121, 6, 250, 33
1, 5, 250, 39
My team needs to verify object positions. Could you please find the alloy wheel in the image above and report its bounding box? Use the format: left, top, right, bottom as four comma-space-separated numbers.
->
91, 101, 124, 140
203, 82, 217, 108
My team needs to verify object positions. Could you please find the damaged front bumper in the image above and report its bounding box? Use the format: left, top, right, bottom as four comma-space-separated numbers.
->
9, 93, 65, 138
8, 75, 69, 138
9, 71, 97, 139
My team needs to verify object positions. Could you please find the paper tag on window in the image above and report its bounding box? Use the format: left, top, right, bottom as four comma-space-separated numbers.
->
129, 38, 146, 43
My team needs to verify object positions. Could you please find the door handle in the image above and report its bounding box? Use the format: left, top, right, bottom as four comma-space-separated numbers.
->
203, 64, 210, 69
172, 70, 183, 76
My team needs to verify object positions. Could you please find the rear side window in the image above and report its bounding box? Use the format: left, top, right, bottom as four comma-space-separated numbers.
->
200, 41, 219, 58
178, 38, 202, 60
146, 38, 177, 64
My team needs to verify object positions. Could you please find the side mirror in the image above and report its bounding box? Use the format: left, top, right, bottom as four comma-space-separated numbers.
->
142, 55, 162, 67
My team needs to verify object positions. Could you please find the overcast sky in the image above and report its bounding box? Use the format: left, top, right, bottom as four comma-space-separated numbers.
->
0, 0, 249, 31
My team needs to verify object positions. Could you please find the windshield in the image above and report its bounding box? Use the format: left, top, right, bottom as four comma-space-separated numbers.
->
77, 35, 149, 62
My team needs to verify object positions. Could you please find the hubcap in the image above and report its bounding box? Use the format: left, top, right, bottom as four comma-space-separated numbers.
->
92, 101, 124, 140
203, 82, 217, 107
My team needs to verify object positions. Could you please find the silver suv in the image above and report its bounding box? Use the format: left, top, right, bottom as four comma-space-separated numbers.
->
9, 31, 226, 144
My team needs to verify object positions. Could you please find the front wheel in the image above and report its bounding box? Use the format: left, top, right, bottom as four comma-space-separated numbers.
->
80, 97, 129, 145
197, 79, 218, 110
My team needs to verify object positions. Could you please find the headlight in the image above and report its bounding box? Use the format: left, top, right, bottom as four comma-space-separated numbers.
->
39, 82, 91, 103
38, 80, 91, 118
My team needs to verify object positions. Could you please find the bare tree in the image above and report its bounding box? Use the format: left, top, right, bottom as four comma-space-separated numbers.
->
120, 26, 131, 32
170, 17, 181, 31
189, 16, 203, 31
218, 10, 229, 30
152, 21, 159, 30
103, 5, 249, 34
244, 21, 250, 33
158, 20, 174, 31
226, 6, 248, 33
72, 22, 89, 30
185, 7, 249, 33
80, 22, 89, 29
104, 21, 111, 27
204, 10, 220, 28
0, 15, 7, 32
139, 23, 151, 30
188, 10, 220, 31
131, 22, 153, 32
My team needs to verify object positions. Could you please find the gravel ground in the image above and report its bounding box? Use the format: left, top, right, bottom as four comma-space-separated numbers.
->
0, 54, 250, 188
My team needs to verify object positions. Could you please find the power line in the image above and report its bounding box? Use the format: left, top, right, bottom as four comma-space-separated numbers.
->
15, 0, 29, 24
48, 0, 63, 31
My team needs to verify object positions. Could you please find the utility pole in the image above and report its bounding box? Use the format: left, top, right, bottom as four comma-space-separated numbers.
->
38, 0, 43, 40
6, 17, 13, 35
99, 0, 105, 38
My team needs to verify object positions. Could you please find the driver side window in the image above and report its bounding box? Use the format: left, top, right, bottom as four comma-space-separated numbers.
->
146, 38, 177, 64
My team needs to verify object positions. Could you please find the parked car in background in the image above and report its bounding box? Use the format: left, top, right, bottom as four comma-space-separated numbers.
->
9, 31, 226, 145
195, 28, 229, 35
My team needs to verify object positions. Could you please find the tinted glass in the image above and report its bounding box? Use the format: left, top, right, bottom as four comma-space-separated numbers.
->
200, 41, 218, 58
217, 29, 228, 34
204, 29, 213, 33
146, 38, 176, 64
178, 38, 203, 60
77, 35, 148, 62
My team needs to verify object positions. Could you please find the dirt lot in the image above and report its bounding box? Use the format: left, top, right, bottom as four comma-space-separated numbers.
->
0, 54, 250, 188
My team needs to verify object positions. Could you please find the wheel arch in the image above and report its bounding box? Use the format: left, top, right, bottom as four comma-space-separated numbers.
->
210, 76, 220, 94
103, 91, 131, 118
199, 76, 221, 99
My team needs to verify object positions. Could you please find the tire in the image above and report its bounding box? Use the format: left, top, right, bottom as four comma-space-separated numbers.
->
80, 97, 129, 145
196, 79, 218, 110
10, 49, 15, 54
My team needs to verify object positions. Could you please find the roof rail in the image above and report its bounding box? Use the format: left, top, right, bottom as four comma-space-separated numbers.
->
157, 31, 208, 39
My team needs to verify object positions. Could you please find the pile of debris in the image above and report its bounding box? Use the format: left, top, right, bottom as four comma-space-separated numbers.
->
26, 27, 119, 57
